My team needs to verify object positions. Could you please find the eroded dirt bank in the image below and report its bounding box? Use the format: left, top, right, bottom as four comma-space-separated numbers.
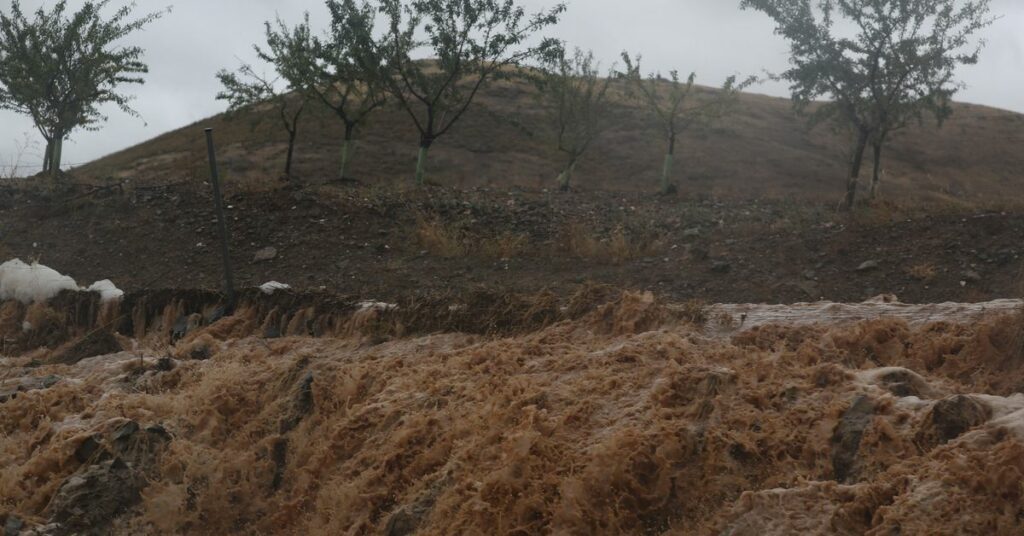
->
4, 182, 1024, 305
2, 293, 1024, 534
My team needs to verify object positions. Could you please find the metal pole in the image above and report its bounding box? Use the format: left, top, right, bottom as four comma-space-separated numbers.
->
204, 128, 236, 310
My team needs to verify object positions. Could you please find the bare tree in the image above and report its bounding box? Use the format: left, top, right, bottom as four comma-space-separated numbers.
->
535, 46, 613, 191
620, 53, 754, 194
216, 15, 318, 180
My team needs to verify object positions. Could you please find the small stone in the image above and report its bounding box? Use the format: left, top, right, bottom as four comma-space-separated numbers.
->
683, 227, 701, 238
252, 246, 278, 262
711, 261, 732, 274
856, 260, 879, 272
4, 515, 23, 536
963, 270, 982, 283
916, 395, 991, 449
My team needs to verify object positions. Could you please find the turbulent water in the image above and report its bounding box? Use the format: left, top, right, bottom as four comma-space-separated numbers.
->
2, 293, 1023, 534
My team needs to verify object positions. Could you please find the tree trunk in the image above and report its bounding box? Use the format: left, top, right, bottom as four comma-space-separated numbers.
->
284, 128, 297, 179
557, 158, 577, 192
50, 136, 63, 179
843, 131, 869, 210
42, 139, 53, 174
869, 141, 883, 200
340, 124, 356, 180
415, 139, 432, 186
661, 134, 676, 194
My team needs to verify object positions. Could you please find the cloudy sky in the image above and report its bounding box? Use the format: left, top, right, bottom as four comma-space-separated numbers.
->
1, 0, 1021, 175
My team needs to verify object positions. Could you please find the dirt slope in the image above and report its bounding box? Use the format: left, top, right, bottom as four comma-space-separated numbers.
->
3, 182, 1024, 305
72, 77, 1024, 204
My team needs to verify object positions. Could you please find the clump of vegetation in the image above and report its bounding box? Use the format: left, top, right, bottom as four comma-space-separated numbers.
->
414, 215, 467, 257
480, 232, 530, 260
907, 263, 938, 282
415, 215, 530, 260
562, 223, 666, 264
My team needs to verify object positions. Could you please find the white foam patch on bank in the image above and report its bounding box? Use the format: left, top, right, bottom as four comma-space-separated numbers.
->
358, 301, 398, 312
259, 281, 291, 295
0, 259, 124, 304
0, 259, 80, 303
86, 279, 125, 303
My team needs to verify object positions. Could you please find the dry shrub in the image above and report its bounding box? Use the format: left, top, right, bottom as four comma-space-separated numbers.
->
679, 298, 708, 325
415, 216, 466, 257
479, 232, 529, 260
906, 263, 937, 282
415, 215, 528, 260
562, 224, 666, 264
563, 222, 603, 259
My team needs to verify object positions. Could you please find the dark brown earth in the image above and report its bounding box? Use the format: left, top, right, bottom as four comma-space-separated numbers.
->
3, 180, 1022, 304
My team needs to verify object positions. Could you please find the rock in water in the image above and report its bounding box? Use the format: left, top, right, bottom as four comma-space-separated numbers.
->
49, 458, 144, 531
915, 395, 991, 449
831, 395, 875, 482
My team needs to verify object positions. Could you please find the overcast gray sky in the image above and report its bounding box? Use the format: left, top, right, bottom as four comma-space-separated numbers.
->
1, 0, 1021, 175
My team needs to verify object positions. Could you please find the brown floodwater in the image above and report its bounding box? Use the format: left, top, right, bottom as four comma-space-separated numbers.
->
2, 293, 1022, 534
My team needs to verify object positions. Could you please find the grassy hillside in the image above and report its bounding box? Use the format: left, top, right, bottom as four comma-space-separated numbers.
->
75, 76, 1024, 204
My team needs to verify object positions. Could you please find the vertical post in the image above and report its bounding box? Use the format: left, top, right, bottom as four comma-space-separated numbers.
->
204, 128, 236, 310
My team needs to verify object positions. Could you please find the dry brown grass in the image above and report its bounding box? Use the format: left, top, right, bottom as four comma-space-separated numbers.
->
479, 232, 529, 260
415, 216, 528, 260
679, 298, 708, 325
562, 224, 666, 264
415, 216, 467, 258
907, 263, 938, 282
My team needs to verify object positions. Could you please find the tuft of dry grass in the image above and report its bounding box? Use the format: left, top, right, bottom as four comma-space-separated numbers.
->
415, 212, 529, 260
679, 298, 708, 325
906, 263, 937, 282
415, 216, 467, 258
479, 232, 529, 260
562, 224, 666, 264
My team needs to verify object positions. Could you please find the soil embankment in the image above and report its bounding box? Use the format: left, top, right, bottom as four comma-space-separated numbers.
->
3, 182, 1023, 305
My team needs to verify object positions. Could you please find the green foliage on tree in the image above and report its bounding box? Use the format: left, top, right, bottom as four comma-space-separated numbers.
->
740, 0, 993, 209
319, 0, 390, 180
0, 0, 164, 179
535, 46, 614, 192
620, 53, 755, 194
216, 14, 318, 180
342, 0, 565, 185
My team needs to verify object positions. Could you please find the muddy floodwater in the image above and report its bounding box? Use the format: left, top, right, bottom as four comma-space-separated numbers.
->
2, 294, 1023, 534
